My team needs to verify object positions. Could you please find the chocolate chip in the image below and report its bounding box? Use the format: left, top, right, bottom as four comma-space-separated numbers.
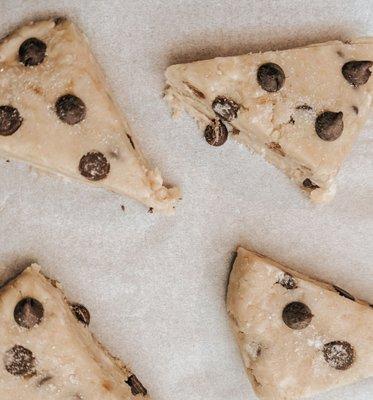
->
204, 120, 228, 146
121, 205, 125, 212
323, 341, 354, 370
55, 94, 86, 125
79, 151, 110, 181
342, 61, 373, 87
257, 63, 285, 92
14, 297, 44, 329
296, 104, 313, 111
289, 116, 295, 125
333, 285, 355, 301
125, 374, 148, 396
277, 273, 297, 290
54, 16, 66, 25
4, 345, 36, 376
212, 96, 239, 122
19, 38, 47, 66
0, 105, 22, 136
70, 303, 90, 326
352, 105, 359, 114
126, 134, 135, 149
148, 207, 154, 214
303, 178, 319, 190
282, 302, 313, 330
315, 111, 343, 141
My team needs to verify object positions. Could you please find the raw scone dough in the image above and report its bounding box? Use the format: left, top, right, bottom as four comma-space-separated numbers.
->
227, 247, 373, 400
0, 265, 150, 399
0, 18, 179, 213
165, 39, 373, 202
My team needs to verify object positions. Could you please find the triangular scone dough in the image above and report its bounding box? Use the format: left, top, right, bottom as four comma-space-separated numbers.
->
0, 18, 179, 213
0, 265, 149, 399
227, 247, 373, 400
165, 39, 373, 202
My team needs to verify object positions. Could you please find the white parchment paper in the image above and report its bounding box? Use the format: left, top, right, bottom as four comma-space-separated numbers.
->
0, 1, 372, 399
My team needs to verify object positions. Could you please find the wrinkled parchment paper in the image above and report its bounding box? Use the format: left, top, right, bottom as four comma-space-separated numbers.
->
0, 1, 372, 399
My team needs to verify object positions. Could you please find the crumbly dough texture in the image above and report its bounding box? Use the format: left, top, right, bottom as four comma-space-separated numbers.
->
0, 18, 179, 213
0, 265, 149, 399
165, 39, 373, 202
227, 247, 373, 400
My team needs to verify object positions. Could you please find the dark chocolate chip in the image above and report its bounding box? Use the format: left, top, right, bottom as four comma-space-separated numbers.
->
277, 273, 297, 290
212, 96, 239, 122
55, 94, 86, 125
70, 303, 90, 326
204, 119, 228, 146
315, 111, 343, 141
342, 61, 373, 87
282, 302, 313, 330
126, 134, 135, 149
19, 38, 47, 66
323, 341, 354, 370
14, 297, 44, 329
4, 345, 36, 376
125, 374, 148, 396
79, 151, 110, 181
0, 105, 22, 136
296, 104, 313, 111
333, 285, 355, 301
148, 207, 154, 214
352, 105, 359, 114
303, 178, 319, 190
183, 81, 205, 99
121, 205, 125, 212
289, 116, 295, 125
257, 63, 285, 92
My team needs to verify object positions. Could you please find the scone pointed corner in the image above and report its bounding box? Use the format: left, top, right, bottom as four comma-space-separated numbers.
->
0, 265, 150, 399
227, 247, 373, 400
0, 17, 179, 213
165, 39, 373, 203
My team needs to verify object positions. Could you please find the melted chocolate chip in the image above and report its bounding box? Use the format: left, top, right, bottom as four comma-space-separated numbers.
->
14, 298, 44, 329
342, 61, 373, 87
204, 120, 228, 146
277, 273, 297, 290
352, 105, 359, 115
0, 105, 22, 136
70, 303, 90, 326
125, 374, 148, 396
4, 345, 36, 376
19, 38, 47, 66
257, 63, 285, 92
323, 341, 354, 370
79, 151, 110, 181
303, 178, 319, 190
55, 94, 86, 125
333, 285, 355, 301
315, 111, 343, 141
282, 302, 313, 330
212, 96, 239, 122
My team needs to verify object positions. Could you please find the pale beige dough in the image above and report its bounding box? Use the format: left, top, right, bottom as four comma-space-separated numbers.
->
0, 18, 179, 213
227, 247, 373, 399
165, 39, 373, 202
0, 265, 150, 399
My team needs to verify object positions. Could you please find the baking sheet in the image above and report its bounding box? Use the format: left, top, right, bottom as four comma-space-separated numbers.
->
0, 0, 372, 399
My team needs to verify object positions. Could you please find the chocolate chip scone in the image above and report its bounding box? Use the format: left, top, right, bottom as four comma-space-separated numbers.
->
165, 39, 373, 202
0, 17, 180, 213
227, 247, 373, 400
0, 265, 149, 399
